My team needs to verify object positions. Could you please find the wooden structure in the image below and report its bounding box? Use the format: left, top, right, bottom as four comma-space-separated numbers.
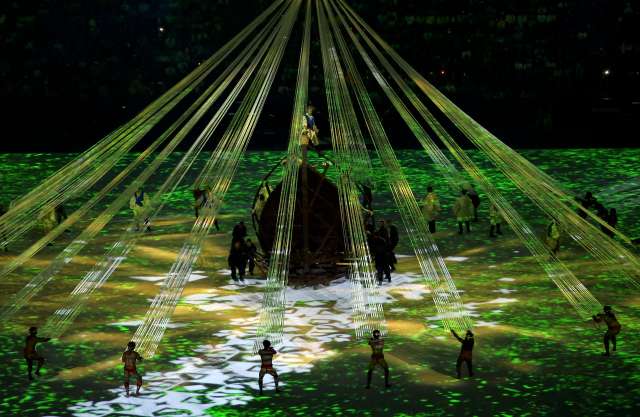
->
252, 156, 345, 278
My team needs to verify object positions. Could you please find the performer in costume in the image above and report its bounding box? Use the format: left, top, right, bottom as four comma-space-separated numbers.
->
300, 103, 320, 161
257, 340, 279, 394
366, 329, 391, 389
592, 305, 621, 356
122, 341, 143, 396
129, 187, 151, 232
422, 186, 441, 233
451, 329, 474, 378
24, 326, 51, 381
489, 203, 503, 237
546, 218, 561, 256
453, 190, 474, 234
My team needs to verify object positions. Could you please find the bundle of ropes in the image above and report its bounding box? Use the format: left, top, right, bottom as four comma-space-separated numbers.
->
317, 0, 386, 338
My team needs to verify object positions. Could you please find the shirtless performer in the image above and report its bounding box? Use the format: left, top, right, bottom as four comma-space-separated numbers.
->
451, 329, 475, 378
593, 305, 622, 356
366, 329, 391, 389
122, 341, 143, 396
24, 326, 51, 381
257, 340, 280, 395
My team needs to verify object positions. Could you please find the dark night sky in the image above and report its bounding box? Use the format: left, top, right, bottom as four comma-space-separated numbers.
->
0, 0, 638, 151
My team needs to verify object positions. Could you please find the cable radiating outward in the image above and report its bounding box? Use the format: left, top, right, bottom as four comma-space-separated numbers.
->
131, 0, 302, 358
255, 0, 312, 351
324, 0, 472, 331
317, 0, 386, 339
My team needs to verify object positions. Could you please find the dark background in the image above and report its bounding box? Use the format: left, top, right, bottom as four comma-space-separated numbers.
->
0, 0, 638, 151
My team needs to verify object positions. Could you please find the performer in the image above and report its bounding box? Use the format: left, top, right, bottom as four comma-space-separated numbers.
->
129, 187, 151, 232
24, 326, 51, 381
301, 103, 320, 161
360, 182, 374, 212
194, 187, 220, 230
228, 240, 248, 282
39, 206, 57, 237
122, 341, 143, 397
451, 329, 474, 378
257, 340, 280, 395
465, 185, 481, 222
489, 203, 503, 237
422, 186, 441, 233
453, 190, 473, 234
245, 238, 257, 276
605, 208, 617, 237
366, 329, 391, 389
546, 218, 561, 256
232, 221, 248, 243
592, 306, 621, 356
372, 232, 391, 284
387, 219, 399, 271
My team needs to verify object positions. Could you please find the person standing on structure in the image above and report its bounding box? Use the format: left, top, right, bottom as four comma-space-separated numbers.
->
592, 306, 621, 356
422, 186, 441, 233
23, 326, 51, 381
301, 103, 319, 161
366, 329, 391, 389
129, 187, 151, 232
122, 341, 143, 397
453, 190, 474, 234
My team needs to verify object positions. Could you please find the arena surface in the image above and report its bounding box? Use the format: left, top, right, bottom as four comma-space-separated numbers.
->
1, 149, 639, 417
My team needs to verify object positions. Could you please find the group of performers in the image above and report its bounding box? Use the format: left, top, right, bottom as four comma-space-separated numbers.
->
20, 303, 623, 396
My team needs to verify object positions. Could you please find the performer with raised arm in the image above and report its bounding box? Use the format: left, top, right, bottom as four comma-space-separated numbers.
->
257, 340, 280, 395
366, 329, 391, 389
23, 326, 51, 381
593, 306, 621, 356
451, 329, 475, 378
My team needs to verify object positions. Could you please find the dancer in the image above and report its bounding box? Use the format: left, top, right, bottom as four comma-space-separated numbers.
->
422, 186, 441, 233
489, 203, 503, 237
360, 182, 374, 211
451, 329, 474, 378
546, 218, 561, 256
592, 306, 621, 356
301, 103, 320, 161
23, 327, 51, 381
453, 190, 473, 234
372, 232, 391, 284
129, 187, 151, 232
194, 187, 221, 230
122, 341, 143, 397
366, 329, 391, 389
245, 238, 257, 276
257, 340, 279, 395
232, 221, 247, 243
387, 219, 399, 271
228, 240, 247, 282
465, 184, 480, 222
